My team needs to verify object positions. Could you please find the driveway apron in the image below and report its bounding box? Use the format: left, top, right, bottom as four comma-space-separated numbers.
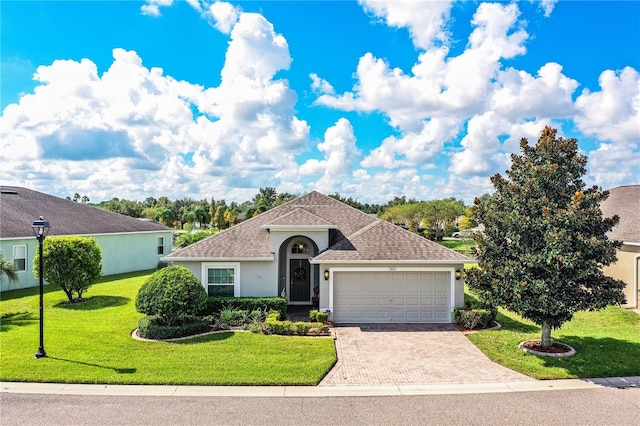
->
320, 324, 533, 386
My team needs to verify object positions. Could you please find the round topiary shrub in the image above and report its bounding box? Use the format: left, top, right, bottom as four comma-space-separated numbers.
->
135, 266, 207, 323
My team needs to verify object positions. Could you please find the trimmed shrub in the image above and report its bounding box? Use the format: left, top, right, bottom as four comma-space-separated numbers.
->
137, 315, 212, 340
203, 297, 287, 319
315, 312, 329, 323
454, 308, 494, 330
309, 309, 318, 321
293, 322, 313, 336
135, 266, 207, 324
265, 311, 323, 336
33, 236, 102, 302
463, 300, 498, 322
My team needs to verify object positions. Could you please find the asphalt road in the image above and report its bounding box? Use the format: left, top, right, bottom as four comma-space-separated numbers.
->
2, 387, 639, 426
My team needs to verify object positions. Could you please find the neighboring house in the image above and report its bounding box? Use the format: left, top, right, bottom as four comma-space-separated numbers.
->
0, 186, 173, 292
600, 185, 640, 309
165, 191, 472, 323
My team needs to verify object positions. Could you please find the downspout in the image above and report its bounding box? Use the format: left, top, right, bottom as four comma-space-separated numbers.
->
634, 254, 640, 309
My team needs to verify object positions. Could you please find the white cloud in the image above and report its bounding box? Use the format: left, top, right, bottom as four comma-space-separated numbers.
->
205, 1, 240, 34
141, 0, 173, 17
575, 67, 640, 145
299, 118, 362, 194
538, 0, 557, 17
491, 63, 579, 120
358, 0, 453, 50
586, 143, 640, 191
310, 73, 335, 95
0, 7, 311, 201
362, 118, 460, 168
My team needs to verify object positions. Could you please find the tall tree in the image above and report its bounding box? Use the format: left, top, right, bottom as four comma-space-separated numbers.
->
380, 203, 425, 232
209, 197, 216, 227
466, 126, 625, 350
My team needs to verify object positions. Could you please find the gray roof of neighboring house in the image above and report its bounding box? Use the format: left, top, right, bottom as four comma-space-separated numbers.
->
167, 191, 469, 263
0, 186, 170, 239
600, 185, 640, 244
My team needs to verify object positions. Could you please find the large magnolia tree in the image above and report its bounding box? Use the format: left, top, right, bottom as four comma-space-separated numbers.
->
466, 126, 626, 350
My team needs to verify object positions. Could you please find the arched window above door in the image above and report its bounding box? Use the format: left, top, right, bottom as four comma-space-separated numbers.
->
291, 241, 309, 254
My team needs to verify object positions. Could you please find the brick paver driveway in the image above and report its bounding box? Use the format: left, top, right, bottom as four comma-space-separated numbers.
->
320, 324, 533, 386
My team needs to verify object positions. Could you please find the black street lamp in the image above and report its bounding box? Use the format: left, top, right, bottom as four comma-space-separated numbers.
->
32, 216, 50, 359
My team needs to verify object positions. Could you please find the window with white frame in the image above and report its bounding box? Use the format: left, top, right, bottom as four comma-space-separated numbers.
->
203, 263, 239, 297
157, 236, 165, 255
13, 245, 27, 272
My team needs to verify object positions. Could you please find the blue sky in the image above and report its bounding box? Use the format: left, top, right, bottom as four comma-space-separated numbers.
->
1, 1, 639, 204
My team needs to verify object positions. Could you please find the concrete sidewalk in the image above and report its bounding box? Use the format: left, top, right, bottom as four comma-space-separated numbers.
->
2, 377, 638, 397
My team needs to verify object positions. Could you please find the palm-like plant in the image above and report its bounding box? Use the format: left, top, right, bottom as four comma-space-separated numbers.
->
0, 254, 19, 283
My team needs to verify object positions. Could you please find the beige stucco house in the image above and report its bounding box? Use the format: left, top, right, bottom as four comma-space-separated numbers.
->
164, 191, 472, 323
601, 185, 640, 309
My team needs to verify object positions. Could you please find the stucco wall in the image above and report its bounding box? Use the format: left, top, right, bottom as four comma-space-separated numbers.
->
603, 244, 640, 308
173, 260, 278, 297
1, 231, 172, 292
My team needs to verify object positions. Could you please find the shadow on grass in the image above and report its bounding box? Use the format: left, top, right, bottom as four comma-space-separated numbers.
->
0, 284, 59, 301
48, 356, 136, 374
54, 296, 130, 310
0, 311, 37, 332
495, 311, 539, 333
536, 336, 640, 378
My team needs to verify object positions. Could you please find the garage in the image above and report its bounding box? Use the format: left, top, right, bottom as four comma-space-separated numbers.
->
332, 269, 452, 323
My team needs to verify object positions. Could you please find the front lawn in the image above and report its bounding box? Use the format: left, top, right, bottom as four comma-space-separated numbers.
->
466, 299, 640, 379
0, 271, 336, 385
438, 238, 475, 254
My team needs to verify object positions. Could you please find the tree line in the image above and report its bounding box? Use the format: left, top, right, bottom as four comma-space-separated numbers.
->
84, 187, 477, 238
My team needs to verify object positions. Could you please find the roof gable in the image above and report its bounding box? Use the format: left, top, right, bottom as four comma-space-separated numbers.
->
262, 208, 336, 229
0, 186, 170, 239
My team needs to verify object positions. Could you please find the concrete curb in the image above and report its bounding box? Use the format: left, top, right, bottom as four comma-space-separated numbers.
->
2, 377, 638, 397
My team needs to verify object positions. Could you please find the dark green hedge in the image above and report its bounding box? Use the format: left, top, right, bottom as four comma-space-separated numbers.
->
137, 315, 213, 340
202, 297, 287, 318
264, 311, 324, 336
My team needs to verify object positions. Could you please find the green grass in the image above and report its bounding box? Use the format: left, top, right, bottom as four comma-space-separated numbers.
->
465, 294, 640, 379
0, 271, 336, 385
438, 238, 476, 252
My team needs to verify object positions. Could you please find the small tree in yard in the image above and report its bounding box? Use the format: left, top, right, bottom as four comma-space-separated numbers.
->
135, 266, 207, 325
33, 236, 102, 302
466, 126, 626, 351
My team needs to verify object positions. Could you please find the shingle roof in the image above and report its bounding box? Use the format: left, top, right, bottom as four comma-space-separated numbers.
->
0, 186, 170, 239
167, 191, 470, 263
600, 185, 640, 243
263, 208, 336, 228
313, 219, 470, 262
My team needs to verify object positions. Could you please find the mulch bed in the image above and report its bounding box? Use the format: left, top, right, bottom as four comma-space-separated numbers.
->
520, 341, 572, 354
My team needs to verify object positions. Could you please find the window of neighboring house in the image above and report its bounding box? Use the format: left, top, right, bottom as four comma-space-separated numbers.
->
13, 245, 27, 272
203, 263, 239, 297
157, 236, 165, 255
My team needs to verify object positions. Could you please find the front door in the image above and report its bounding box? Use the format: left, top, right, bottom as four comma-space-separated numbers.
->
289, 259, 311, 302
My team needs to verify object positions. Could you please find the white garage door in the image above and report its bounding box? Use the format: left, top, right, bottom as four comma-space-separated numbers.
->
333, 270, 452, 323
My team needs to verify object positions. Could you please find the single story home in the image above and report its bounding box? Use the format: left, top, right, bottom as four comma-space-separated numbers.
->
601, 185, 640, 309
164, 191, 472, 323
0, 186, 173, 292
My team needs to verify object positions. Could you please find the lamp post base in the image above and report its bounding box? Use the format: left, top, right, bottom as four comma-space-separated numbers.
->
35, 348, 47, 358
